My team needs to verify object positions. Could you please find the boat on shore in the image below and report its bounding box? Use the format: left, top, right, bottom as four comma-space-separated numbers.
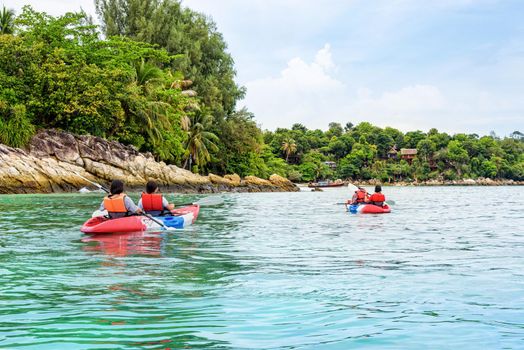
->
307, 181, 345, 188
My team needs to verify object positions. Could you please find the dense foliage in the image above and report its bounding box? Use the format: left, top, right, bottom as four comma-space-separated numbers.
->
264, 123, 524, 182
0, 6, 191, 162
95, 0, 245, 119
0, 5, 276, 175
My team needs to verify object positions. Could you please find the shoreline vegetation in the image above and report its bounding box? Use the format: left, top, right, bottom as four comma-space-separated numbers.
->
298, 178, 523, 188
0, 3, 522, 194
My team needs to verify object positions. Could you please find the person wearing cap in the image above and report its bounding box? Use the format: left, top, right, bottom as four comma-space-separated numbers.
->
349, 186, 368, 205
366, 185, 386, 207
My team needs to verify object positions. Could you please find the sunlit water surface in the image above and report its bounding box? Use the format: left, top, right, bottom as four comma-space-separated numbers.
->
1, 186, 523, 349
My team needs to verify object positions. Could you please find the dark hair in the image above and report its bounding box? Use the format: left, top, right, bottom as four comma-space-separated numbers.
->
146, 180, 158, 194
375, 185, 382, 193
110, 180, 124, 195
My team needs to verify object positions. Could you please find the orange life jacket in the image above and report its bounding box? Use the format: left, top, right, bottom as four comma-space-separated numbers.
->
103, 194, 127, 213
369, 193, 385, 205
141, 193, 164, 211
355, 190, 367, 203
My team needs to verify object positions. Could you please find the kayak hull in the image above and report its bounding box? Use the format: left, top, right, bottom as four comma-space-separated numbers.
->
80, 204, 200, 234
347, 203, 391, 214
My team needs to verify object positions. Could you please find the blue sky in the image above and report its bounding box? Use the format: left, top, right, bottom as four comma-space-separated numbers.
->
4, 0, 524, 136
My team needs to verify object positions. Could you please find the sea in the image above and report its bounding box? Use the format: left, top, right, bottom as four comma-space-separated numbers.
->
0, 186, 523, 349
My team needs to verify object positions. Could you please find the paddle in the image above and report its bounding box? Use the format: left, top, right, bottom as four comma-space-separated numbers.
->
74, 172, 174, 230
347, 183, 358, 193
75, 171, 110, 193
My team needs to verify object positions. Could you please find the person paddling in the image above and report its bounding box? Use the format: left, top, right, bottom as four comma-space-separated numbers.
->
367, 185, 386, 207
99, 180, 142, 218
138, 180, 175, 216
349, 186, 368, 205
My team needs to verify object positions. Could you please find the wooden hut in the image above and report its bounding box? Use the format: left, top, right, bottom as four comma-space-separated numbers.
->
400, 148, 417, 163
387, 146, 398, 159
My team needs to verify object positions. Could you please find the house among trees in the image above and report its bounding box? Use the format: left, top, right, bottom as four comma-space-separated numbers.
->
400, 148, 417, 162
387, 146, 398, 159
323, 161, 337, 169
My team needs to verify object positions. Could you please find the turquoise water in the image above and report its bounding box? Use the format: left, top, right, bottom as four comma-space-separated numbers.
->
0, 186, 523, 349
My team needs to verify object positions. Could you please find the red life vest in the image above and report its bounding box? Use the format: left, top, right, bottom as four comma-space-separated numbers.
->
103, 194, 128, 213
141, 193, 164, 211
355, 190, 367, 203
369, 193, 385, 205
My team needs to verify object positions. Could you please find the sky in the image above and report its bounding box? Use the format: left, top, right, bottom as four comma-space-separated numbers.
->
3, 0, 524, 136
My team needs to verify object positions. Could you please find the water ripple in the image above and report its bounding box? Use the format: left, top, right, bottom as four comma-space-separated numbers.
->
1, 187, 523, 349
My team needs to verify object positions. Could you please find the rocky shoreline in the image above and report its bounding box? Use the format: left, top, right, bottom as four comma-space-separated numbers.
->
0, 129, 299, 194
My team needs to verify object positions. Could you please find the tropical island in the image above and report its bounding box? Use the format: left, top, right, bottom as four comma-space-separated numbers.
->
0, 3, 522, 193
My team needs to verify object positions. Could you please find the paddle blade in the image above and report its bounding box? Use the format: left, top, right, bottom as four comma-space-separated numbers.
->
347, 183, 358, 193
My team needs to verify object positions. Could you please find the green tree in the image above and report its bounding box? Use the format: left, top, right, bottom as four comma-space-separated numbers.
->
0, 6, 15, 34
3, 7, 189, 161
344, 122, 354, 132
375, 131, 394, 159
299, 151, 331, 181
0, 103, 35, 147
326, 122, 343, 138
95, 0, 245, 118
446, 140, 469, 177
403, 130, 426, 148
209, 108, 269, 176
184, 109, 218, 171
416, 138, 436, 162
281, 137, 297, 162
480, 160, 497, 178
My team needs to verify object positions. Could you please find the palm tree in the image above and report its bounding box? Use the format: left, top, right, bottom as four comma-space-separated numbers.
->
184, 111, 218, 171
0, 6, 15, 34
281, 137, 297, 162
133, 58, 164, 94
128, 59, 171, 145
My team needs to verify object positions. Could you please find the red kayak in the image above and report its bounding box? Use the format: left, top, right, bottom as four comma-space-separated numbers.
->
347, 203, 391, 214
81, 204, 200, 234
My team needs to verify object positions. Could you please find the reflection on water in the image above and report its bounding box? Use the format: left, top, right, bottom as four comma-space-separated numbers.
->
0, 187, 523, 349
82, 232, 165, 257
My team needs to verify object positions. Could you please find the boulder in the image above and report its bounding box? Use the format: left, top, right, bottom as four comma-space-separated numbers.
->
269, 174, 298, 191
243, 176, 273, 186
209, 173, 236, 186
224, 174, 241, 186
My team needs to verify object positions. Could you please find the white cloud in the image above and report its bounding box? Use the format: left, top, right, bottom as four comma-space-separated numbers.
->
242, 45, 451, 132
242, 44, 523, 135
242, 44, 347, 129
